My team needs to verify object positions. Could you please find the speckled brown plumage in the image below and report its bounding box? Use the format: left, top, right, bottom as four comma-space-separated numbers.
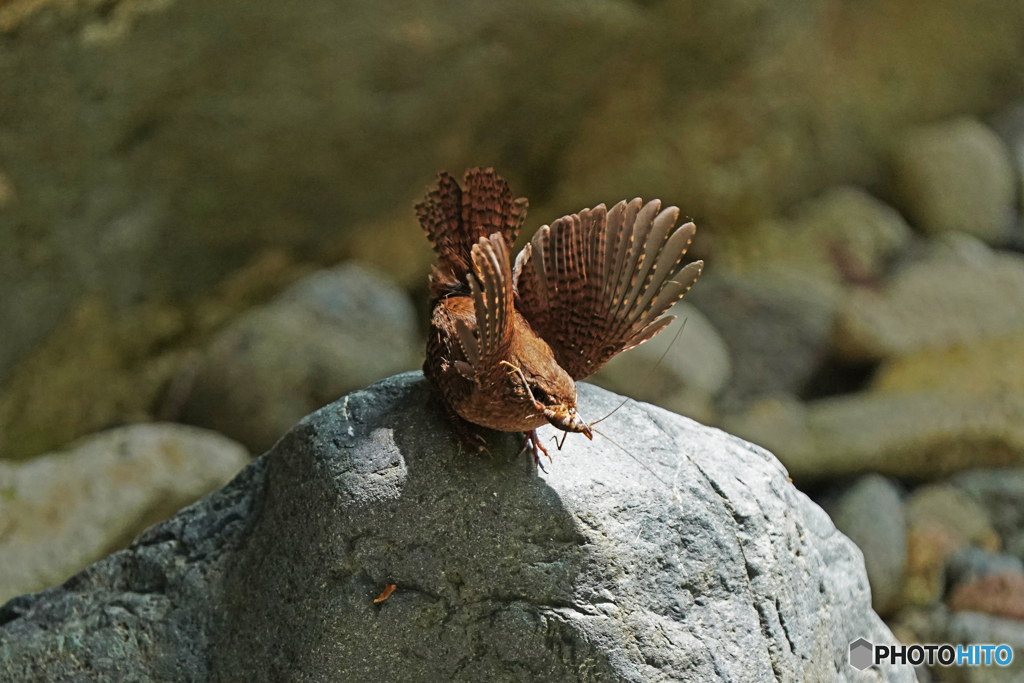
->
418, 168, 703, 456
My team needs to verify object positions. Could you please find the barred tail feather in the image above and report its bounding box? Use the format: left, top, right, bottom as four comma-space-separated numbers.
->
415, 168, 527, 296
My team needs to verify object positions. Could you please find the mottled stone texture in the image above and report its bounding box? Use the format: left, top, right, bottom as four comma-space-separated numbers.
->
4, 0, 1024, 390
0, 373, 912, 682
0, 423, 248, 605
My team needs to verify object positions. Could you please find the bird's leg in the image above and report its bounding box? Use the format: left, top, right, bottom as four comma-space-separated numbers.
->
521, 429, 551, 471
501, 361, 554, 469
439, 398, 489, 454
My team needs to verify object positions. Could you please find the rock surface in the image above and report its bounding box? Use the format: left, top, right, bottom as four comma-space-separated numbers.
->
871, 331, 1024, 398
948, 573, 1024, 621
0, 373, 910, 682
902, 485, 1000, 607
886, 604, 950, 652
5, 0, 1024, 396
953, 467, 1024, 555
730, 316, 1024, 482
593, 302, 731, 398
989, 101, 1024, 220
0, 298, 188, 461
889, 118, 1016, 243
945, 548, 1024, 595
178, 263, 421, 453
685, 272, 836, 411
0, 424, 248, 606
0, 249, 309, 462
0, 171, 14, 209
944, 612, 1024, 682
720, 186, 912, 287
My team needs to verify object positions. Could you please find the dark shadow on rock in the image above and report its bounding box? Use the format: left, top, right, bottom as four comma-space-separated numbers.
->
212, 377, 615, 681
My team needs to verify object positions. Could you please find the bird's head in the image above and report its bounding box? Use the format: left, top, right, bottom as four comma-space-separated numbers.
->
513, 358, 593, 440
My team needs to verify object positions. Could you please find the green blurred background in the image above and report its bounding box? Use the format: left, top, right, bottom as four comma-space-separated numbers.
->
3, 0, 1024, 675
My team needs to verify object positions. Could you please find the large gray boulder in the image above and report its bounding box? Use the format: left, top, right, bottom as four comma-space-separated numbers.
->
0, 373, 911, 682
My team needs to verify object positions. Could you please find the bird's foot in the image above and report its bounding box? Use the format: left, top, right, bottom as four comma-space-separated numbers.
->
521, 429, 551, 472
435, 396, 490, 455
449, 416, 489, 455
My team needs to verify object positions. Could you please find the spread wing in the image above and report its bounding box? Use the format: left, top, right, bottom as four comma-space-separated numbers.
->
513, 199, 703, 380
453, 233, 516, 383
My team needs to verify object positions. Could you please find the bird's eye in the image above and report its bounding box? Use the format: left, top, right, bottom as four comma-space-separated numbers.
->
530, 384, 549, 404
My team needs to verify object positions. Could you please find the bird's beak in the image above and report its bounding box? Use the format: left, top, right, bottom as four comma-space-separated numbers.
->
544, 407, 593, 440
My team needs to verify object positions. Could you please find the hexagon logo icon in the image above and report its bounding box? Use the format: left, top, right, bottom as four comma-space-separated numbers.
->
849, 638, 874, 671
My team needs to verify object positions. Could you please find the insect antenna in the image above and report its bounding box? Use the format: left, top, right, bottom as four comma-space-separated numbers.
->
590, 427, 669, 489
589, 317, 688, 428
534, 317, 690, 482
578, 317, 690, 491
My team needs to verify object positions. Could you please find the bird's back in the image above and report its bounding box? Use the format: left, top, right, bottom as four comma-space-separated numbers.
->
425, 294, 557, 433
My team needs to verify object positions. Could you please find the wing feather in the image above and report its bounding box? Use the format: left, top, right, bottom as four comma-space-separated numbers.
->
601, 201, 625, 304
624, 219, 694, 329
638, 221, 696, 312
609, 199, 643, 313
515, 198, 703, 380
531, 227, 550, 309
460, 233, 515, 383
614, 201, 668, 337
455, 319, 479, 367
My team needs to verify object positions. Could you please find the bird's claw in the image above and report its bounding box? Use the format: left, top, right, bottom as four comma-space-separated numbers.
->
521, 429, 552, 471
461, 430, 489, 455
444, 412, 489, 455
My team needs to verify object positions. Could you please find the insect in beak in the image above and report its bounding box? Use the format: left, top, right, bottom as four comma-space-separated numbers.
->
543, 407, 593, 440
500, 361, 593, 440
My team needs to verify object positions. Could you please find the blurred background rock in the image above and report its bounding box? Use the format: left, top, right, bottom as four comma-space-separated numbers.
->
2, 0, 1024, 678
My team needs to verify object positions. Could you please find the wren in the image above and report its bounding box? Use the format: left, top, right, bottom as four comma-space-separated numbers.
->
417, 168, 703, 462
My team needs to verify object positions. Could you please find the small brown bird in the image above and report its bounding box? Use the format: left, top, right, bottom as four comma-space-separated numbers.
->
417, 168, 703, 461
